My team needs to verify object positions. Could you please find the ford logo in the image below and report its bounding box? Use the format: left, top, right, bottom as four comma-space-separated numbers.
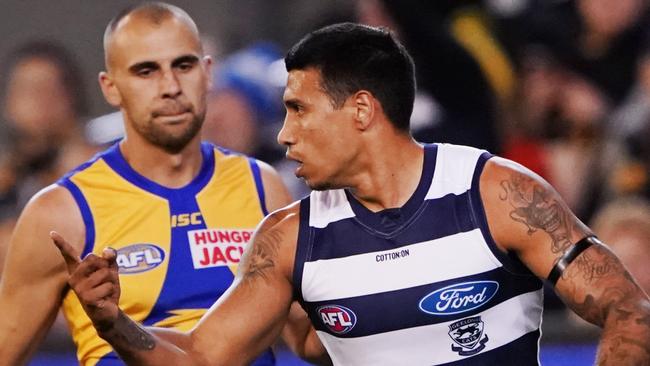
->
419, 281, 499, 315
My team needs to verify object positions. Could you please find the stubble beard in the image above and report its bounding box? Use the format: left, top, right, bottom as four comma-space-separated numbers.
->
136, 110, 205, 154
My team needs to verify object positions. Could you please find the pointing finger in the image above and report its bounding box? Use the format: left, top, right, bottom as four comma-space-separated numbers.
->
50, 231, 81, 274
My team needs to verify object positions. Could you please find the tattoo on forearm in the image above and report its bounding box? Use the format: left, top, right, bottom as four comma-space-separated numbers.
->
104, 312, 156, 351
244, 227, 282, 280
499, 173, 575, 253
499, 173, 650, 364
559, 246, 650, 363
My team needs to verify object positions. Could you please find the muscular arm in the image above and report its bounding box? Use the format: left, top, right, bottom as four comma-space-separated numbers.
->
259, 160, 329, 364
56, 204, 302, 366
481, 157, 650, 365
0, 185, 85, 365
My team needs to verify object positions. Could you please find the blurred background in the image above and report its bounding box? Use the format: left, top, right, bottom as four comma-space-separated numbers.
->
1, 0, 650, 365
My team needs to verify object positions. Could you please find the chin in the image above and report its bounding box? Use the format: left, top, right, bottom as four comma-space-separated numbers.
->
305, 178, 338, 191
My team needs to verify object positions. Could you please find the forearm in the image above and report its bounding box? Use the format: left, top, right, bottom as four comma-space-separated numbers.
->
97, 311, 202, 366
596, 299, 650, 365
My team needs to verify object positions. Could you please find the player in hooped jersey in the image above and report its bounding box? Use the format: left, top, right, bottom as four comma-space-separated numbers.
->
54, 23, 650, 365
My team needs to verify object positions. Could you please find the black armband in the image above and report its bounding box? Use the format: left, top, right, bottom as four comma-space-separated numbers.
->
547, 236, 600, 286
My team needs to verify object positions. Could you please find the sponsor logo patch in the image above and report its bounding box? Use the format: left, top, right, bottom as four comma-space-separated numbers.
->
115, 244, 165, 274
419, 281, 499, 315
317, 305, 357, 335
187, 228, 254, 269
448, 316, 489, 356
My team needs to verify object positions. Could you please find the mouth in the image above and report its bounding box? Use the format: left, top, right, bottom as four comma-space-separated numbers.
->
153, 105, 192, 119
285, 153, 304, 177
153, 111, 192, 124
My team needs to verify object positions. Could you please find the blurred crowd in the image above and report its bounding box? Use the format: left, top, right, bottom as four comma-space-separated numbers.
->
1, 0, 650, 360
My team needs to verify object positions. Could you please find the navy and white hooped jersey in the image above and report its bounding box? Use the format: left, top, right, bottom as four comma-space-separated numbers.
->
293, 143, 544, 365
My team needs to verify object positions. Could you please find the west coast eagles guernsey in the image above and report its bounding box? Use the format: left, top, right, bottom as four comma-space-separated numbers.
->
58, 142, 275, 365
294, 143, 544, 365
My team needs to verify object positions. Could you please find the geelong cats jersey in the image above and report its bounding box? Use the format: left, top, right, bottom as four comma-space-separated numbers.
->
294, 143, 544, 365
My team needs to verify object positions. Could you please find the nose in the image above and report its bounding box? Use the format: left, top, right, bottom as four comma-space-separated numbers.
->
277, 115, 295, 147
160, 70, 182, 98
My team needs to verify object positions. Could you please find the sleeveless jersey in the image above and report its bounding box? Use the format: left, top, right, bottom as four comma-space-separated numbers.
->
294, 143, 544, 365
58, 142, 275, 366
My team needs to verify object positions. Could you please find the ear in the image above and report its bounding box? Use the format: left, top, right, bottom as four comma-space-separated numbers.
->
98, 71, 121, 107
203, 55, 214, 90
352, 90, 375, 131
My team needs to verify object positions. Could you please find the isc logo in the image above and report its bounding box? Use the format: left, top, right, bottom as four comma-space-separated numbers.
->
317, 305, 357, 335
171, 212, 202, 227
115, 244, 166, 274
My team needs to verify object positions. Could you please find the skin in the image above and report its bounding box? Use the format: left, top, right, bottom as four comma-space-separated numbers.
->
54, 67, 650, 365
0, 10, 307, 365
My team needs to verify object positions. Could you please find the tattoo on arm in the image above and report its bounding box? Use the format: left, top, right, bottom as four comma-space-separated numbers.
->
558, 246, 650, 361
102, 311, 156, 351
243, 227, 283, 281
567, 244, 621, 283
498, 173, 650, 363
499, 172, 575, 253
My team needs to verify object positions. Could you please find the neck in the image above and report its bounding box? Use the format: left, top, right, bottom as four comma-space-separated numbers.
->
347, 134, 423, 212
119, 133, 203, 189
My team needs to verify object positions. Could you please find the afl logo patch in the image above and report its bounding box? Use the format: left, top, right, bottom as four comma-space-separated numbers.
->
317, 305, 357, 335
419, 281, 499, 315
115, 244, 165, 274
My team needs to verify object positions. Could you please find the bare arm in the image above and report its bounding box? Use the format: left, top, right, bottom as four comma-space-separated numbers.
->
53, 204, 302, 366
259, 160, 329, 363
481, 157, 650, 365
0, 185, 84, 365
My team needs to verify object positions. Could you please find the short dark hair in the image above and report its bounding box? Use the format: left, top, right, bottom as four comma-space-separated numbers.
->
2, 40, 88, 118
285, 22, 416, 132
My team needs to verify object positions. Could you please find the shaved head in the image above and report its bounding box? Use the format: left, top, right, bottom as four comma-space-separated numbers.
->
103, 2, 201, 70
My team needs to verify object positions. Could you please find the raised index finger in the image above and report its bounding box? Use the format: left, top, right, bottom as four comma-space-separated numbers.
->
50, 230, 81, 274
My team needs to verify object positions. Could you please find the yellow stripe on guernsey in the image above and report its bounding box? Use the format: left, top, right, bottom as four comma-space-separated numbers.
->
60, 143, 266, 365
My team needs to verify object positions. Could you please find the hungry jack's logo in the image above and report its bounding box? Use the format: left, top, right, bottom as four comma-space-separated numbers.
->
187, 228, 255, 269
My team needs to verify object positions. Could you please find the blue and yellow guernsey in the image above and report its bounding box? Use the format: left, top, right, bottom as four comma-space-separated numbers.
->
57, 142, 275, 366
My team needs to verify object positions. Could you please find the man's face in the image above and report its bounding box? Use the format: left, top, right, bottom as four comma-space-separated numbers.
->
4, 57, 75, 137
102, 15, 211, 153
278, 68, 359, 190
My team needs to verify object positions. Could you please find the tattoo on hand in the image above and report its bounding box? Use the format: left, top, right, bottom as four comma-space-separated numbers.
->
499, 173, 574, 253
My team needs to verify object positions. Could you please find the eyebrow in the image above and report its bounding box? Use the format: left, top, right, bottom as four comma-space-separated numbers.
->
171, 54, 200, 68
128, 61, 159, 74
127, 54, 200, 74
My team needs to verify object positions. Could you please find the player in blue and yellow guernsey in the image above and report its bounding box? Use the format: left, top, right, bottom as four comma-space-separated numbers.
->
0, 3, 320, 365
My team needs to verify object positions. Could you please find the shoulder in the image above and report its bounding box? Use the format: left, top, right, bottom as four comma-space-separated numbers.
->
17, 184, 85, 254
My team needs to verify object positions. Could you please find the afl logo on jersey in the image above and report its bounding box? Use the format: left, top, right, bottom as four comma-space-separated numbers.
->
419, 281, 499, 315
317, 305, 357, 335
115, 244, 165, 274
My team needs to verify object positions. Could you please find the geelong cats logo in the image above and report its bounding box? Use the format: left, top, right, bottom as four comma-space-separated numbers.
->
448, 316, 489, 356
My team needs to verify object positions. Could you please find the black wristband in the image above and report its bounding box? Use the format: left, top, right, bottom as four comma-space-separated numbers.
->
547, 236, 598, 286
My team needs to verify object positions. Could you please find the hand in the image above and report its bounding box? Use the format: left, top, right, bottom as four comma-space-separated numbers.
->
51, 231, 121, 332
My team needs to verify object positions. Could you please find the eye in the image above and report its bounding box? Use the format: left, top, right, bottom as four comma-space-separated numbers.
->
177, 62, 194, 72
136, 68, 155, 78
